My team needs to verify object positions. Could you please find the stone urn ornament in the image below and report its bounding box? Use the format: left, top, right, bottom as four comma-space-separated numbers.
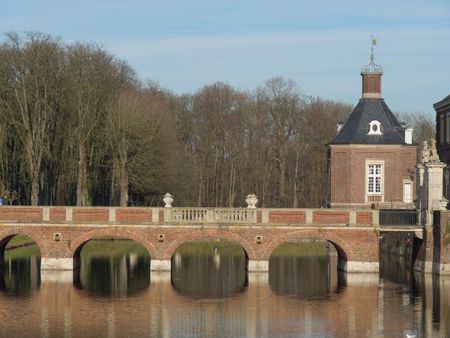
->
245, 194, 258, 209
163, 193, 174, 208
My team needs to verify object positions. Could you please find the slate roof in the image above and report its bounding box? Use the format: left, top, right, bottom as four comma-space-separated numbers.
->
331, 98, 408, 145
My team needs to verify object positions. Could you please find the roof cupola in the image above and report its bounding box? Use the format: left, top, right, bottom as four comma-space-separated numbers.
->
361, 36, 383, 99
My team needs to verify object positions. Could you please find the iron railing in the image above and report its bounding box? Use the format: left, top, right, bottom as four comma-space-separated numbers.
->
379, 209, 418, 226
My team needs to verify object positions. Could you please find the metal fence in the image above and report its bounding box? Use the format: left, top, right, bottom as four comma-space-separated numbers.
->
379, 209, 418, 226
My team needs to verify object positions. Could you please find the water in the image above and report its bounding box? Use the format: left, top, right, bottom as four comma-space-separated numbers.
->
0, 239, 449, 338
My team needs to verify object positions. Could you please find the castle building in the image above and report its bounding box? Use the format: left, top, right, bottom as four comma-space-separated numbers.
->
328, 45, 417, 209
434, 93, 450, 199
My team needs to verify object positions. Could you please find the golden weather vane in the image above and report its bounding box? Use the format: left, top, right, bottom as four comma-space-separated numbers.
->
371, 35, 378, 46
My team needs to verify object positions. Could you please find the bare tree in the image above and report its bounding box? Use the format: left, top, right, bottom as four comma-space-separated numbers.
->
105, 84, 179, 206
188, 83, 247, 206
1, 32, 65, 205
397, 111, 435, 148
66, 43, 134, 206
256, 77, 304, 206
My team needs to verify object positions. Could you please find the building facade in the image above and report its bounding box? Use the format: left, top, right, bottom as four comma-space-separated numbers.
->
328, 52, 417, 209
434, 94, 450, 199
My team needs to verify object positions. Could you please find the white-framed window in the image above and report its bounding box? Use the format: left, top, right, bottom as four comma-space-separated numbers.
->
403, 179, 413, 204
366, 160, 384, 203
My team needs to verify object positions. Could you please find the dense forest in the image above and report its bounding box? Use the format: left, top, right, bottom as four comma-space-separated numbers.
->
0, 32, 435, 207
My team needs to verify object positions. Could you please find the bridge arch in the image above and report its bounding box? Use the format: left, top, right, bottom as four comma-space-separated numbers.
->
164, 230, 256, 260
69, 228, 157, 259
263, 229, 354, 262
0, 227, 48, 257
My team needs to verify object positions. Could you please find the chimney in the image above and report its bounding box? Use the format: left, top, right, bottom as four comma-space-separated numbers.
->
404, 128, 413, 144
361, 36, 383, 99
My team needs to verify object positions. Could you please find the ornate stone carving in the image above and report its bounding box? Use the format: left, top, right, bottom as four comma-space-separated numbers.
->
421, 139, 441, 164
429, 139, 440, 163
421, 140, 430, 164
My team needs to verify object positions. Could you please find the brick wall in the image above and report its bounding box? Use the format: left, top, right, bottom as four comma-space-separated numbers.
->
329, 144, 417, 208
116, 208, 152, 223
269, 211, 306, 224
362, 73, 381, 95
0, 207, 42, 222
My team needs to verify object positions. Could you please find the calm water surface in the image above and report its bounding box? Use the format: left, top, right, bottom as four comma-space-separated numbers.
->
0, 239, 449, 338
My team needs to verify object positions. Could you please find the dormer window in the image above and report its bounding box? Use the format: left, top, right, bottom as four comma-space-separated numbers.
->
368, 120, 382, 135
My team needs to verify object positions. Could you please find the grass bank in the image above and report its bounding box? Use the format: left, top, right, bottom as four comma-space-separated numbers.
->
81, 239, 149, 258
271, 242, 328, 257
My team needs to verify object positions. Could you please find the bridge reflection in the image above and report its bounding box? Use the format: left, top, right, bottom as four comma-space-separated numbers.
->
0, 269, 448, 337
1, 238, 450, 337
72, 239, 150, 297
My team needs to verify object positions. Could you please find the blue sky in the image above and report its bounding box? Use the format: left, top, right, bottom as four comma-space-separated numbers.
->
2, 0, 450, 114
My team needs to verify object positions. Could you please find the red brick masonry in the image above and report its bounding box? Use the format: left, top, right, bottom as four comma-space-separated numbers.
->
0, 207, 383, 264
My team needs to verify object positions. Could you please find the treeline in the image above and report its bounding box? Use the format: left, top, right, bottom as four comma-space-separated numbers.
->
0, 32, 434, 207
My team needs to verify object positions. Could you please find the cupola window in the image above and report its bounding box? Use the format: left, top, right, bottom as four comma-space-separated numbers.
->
368, 120, 382, 135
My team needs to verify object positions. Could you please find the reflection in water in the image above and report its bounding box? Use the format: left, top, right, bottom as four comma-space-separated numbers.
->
269, 241, 345, 297
0, 236, 449, 337
0, 237, 41, 296
171, 241, 247, 298
0, 255, 41, 296
74, 239, 150, 297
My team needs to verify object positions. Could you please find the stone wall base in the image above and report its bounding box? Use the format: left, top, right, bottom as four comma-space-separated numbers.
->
41, 258, 74, 270
341, 261, 379, 273
248, 260, 269, 272
436, 263, 450, 275
414, 260, 450, 275
151, 259, 171, 271
41, 270, 73, 282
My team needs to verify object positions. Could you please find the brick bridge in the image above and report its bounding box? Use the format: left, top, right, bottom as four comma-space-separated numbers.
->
0, 206, 426, 273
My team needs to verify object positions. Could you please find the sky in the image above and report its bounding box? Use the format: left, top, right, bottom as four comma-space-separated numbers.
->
1, 0, 450, 115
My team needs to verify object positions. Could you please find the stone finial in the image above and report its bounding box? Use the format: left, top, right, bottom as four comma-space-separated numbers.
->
245, 194, 258, 209
163, 193, 173, 208
429, 139, 440, 163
